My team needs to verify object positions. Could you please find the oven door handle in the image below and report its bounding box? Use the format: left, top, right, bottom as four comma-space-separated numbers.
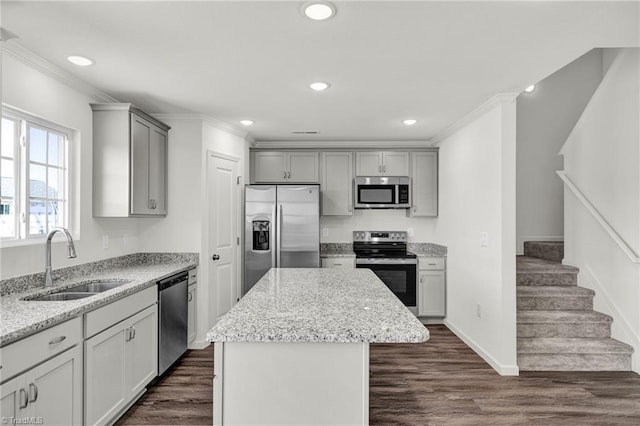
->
356, 258, 417, 265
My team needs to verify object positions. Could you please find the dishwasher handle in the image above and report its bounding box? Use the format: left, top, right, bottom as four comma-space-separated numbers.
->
158, 271, 189, 291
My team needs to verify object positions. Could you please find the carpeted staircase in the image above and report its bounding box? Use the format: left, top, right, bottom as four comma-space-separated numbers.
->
517, 241, 633, 371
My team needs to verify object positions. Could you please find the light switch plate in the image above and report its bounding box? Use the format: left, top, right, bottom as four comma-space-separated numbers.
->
480, 232, 489, 247
322, 228, 329, 237
102, 234, 109, 249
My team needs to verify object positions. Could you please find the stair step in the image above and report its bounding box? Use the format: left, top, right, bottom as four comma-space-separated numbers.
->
518, 337, 633, 371
517, 310, 612, 338
523, 241, 564, 263
517, 286, 594, 311
517, 256, 578, 286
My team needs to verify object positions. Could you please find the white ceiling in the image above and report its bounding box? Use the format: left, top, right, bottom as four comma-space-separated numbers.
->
2, 1, 639, 142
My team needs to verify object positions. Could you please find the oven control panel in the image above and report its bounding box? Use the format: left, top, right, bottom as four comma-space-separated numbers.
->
353, 231, 407, 242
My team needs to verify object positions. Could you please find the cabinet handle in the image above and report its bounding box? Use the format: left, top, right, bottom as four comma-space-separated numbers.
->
49, 335, 66, 346
125, 327, 131, 342
287, 171, 291, 179
188, 292, 193, 301
283, 171, 287, 179
28, 383, 38, 403
19, 388, 29, 409
148, 199, 154, 209
378, 165, 382, 173
131, 326, 136, 340
420, 276, 423, 283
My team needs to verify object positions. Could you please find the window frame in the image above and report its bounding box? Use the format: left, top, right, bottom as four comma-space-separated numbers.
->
1, 107, 73, 245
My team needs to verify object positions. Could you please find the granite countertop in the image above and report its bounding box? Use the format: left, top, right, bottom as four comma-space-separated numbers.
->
0, 253, 198, 346
320, 243, 355, 258
207, 268, 429, 344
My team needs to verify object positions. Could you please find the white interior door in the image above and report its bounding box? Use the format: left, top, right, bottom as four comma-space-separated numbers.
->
208, 154, 239, 324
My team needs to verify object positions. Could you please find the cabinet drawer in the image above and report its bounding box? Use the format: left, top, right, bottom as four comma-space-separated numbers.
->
321, 258, 355, 268
85, 285, 157, 338
419, 257, 445, 270
188, 268, 197, 285
1, 316, 82, 382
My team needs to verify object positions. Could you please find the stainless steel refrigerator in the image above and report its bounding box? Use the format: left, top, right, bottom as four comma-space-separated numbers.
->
244, 184, 320, 293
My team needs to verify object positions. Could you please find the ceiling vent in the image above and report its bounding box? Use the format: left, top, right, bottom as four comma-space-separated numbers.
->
291, 131, 319, 135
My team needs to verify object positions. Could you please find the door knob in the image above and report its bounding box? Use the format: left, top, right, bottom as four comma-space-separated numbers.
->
212, 254, 220, 261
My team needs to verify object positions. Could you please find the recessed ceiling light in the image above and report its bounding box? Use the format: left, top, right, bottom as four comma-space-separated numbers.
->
403, 119, 418, 126
240, 120, 254, 126
524, 84, 536, 93
67, 55, 94, 66
309, 82, 330, 91
301, 1, 336, 21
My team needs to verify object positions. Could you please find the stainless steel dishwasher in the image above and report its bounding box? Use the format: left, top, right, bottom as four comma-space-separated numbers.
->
158, 271, 188, 375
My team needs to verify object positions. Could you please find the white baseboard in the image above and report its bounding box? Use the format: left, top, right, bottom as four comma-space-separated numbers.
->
443, 319, 519, 376
189, 339, 212, 350
516, 235, 564, 256
420, 317, 445, 325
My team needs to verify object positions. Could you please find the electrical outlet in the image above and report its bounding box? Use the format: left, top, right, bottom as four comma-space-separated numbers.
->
322, 228, 329, 237
476, 303, 482, 318
102, 234, 109, 249
480, 232, 489, 247
407, 227, 414, 237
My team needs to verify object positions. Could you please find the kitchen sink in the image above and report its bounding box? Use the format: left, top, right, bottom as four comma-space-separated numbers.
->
22, 279, 132, 301
26, 292, 97, 301
65, 280, 131, 293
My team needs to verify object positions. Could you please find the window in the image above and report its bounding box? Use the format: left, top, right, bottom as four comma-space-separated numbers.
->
1, 109, 70, 241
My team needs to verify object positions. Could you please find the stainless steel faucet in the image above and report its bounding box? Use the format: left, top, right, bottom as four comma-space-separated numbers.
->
44, 227, 77, 287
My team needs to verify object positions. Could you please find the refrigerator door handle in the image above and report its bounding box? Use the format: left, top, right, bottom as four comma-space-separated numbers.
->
271, 204, 277, 267
277, 204, 283, 267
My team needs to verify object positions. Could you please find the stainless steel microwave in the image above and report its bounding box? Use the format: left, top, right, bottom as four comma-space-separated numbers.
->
354, 176, 411, 209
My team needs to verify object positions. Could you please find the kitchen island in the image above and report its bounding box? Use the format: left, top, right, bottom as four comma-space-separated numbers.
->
206, 268, 428, 426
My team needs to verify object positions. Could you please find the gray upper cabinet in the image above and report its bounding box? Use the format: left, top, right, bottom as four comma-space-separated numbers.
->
92, 104, 170, 217
252, 151, 318, 183
411, 151, 438, 217
320, 152, 353, 216
355, 151, 409, 176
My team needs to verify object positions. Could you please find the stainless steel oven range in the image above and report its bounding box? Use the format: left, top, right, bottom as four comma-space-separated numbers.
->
353, 231, 417, 315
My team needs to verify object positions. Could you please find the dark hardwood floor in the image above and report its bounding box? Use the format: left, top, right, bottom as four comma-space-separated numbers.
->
118, 325, 640, 425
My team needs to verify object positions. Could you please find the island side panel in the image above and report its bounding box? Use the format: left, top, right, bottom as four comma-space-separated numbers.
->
214, 341, 369, 426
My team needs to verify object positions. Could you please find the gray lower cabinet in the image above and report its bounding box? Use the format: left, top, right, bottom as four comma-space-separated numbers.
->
418, 257, 446, 317
91, 103, 170, 217
0, 318, 83, 426
84, 287, 158, 426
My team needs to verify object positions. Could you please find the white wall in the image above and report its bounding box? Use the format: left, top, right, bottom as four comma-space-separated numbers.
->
516, 49, 603, 254
138, 116, 251, 347
433, 95, 519, 375
321, 210, 438, 244
562, 48, 640, 372
1, 48, 141, 280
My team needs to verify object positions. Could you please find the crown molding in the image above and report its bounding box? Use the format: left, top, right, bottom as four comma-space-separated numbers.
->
430, 93, 519, 146
152, 113, 253, 141
2, 42, 118, 103
252, 140, 430, 149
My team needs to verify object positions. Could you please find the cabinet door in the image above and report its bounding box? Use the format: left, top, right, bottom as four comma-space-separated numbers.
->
411, 152, 438, 216
382, 152, 410, 176
321, 152, 353, 216
130, 113, 152, 215
418, 271, 446, 317
1, 375, 26, 422
253, 152, 287, 182
85, 323, 128, 426
28, 345, 83, 426
126, 305, 158, 397
355, 152, 382, 176
149, 127, 168, 215
288, 152, 319, 183
188, 285, 197, 343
